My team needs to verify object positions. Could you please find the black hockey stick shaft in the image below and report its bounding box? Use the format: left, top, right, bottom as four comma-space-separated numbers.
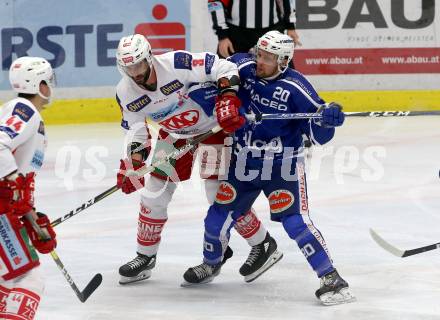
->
401, 243, 440, 257
50, 125, 223, 228
370, 228, 440, 258
25, 213, 103, 302
246, 110, 440, 122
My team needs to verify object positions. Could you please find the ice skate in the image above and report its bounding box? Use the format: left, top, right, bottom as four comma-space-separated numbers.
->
119, 254, 156, 285
181, 246, 233, 287
239, 233, 283, 283
315, 269, 356, 306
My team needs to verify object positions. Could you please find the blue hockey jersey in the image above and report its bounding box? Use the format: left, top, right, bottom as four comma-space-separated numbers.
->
229, 53, 336, 164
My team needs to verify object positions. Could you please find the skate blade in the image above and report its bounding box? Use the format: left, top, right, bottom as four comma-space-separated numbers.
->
244, 250, 283, 283
319, 288, 356, 306
180, 276, 215, 288
119, 270, 152, 285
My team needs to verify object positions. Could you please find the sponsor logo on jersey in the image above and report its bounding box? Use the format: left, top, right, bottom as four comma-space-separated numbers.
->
0, 126, 19, 139
121, 119, 129, 130
159, 110, 199, 130
12, 103, 35, 122
192, 59, 204, 67
205, 53, 215, 74
297, 162, 309, 214
38, 121, 45, 135
215, 182, 236, 204
174, 52, 192, 70
268, 189, 294, 214
284, 77, 313, 97
149, 104, 180, 120
250, 91, 287, 111
0, 215, 29, 269
126, 95, 152, 112
140, 203, 151, 217
160, 80, 184, 96
31, 150, 45, 169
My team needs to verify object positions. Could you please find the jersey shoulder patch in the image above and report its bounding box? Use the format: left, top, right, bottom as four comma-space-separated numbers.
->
12, 102, 35, 122
174, 51, 193, 70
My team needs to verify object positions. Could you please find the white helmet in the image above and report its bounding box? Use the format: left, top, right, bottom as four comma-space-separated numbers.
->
256, 31, 294, 73
116, 34, 153, 77
9, 56, 55, 99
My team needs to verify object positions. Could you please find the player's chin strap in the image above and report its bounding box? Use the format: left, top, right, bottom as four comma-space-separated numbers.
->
245, 110, 440, 123
49, 125, 223, 228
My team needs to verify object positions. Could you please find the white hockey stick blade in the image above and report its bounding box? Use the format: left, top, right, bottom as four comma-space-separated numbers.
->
369, 229, 405, 257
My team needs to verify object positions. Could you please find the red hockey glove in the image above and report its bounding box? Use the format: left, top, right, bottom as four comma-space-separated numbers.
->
23, 212, 57, 254
0, 180, 13, 213
117, 159, 145, 194
215, 94, 245, 134
8, 173, 35, 216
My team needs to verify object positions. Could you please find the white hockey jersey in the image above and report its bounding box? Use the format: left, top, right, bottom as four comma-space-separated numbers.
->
0, 98, 47, 178
116, 50, 238, 143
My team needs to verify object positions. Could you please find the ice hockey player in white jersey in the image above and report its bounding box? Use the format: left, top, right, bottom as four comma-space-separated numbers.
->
0, 57, 57, 319
115, 34, 280, 284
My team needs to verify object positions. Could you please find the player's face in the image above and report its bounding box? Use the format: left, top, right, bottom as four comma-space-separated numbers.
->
256, 49, 279, 78
124, 60, 151, 86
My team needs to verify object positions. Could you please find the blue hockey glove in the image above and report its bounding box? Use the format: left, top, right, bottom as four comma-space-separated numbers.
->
320, 102, 345, 127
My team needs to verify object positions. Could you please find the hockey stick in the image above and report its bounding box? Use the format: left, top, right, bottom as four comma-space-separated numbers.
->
25, 213, 102, 302
50, 125, 223, 227
245, 110, 440, 122
370, 228, 440, 258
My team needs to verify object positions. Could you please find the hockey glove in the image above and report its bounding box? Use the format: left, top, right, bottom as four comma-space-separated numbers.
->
0, 180, 13, 213
320, 102, 345, 127
8, 173, 35, 216
215, 94, 245, 134
117, 159, 145, 194
23, 212, 57, 254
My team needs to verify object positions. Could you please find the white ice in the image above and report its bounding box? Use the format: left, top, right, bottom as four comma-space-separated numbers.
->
34, 117, 440, 320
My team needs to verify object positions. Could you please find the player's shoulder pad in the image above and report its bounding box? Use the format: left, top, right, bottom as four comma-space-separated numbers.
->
228, 53, 255, 68
116, 79, 152, 113
12, 102, 35, 122
280, 69, 318, 97
174, 51, 193, 70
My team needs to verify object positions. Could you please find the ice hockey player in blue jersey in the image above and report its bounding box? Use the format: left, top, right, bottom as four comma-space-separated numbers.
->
183, 31, 355, 306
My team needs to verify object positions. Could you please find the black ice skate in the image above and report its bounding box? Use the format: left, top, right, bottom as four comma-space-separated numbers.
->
239, 233, 283, 283
181, 246, 233, 287
315, 269, 356, 305
119, 253, 156, 285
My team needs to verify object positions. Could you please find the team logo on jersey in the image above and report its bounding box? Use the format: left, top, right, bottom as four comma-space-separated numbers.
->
126, 95, 152, 112
159, 110, 200, 130
215, 182, 236, 204
12, 103, 35, 122
268, 189, 294, 214
160, 80, 184, 96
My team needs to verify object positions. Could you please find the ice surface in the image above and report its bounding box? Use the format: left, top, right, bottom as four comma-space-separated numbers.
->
35, 117, 440, 319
